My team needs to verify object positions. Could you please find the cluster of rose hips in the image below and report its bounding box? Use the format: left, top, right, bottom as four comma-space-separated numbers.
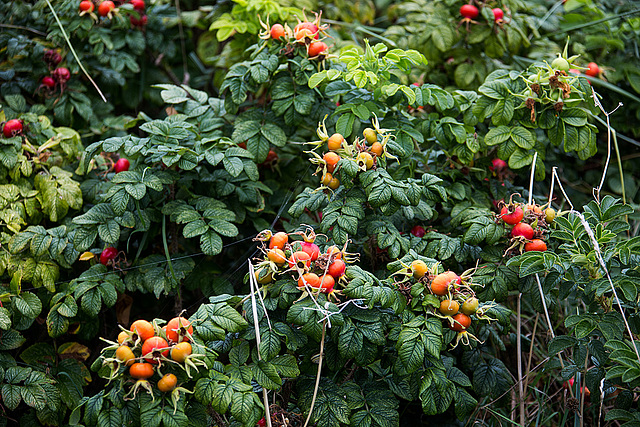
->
459, 2, 506, 30
39, 49, 71, 94
308, 118, 388, 191
254, 227, 354, 298
99, 317, 203, 404
399, 261, 493, 348
79, 0, 147, 27
261, 13, 330, 59
498, 196, 555, 254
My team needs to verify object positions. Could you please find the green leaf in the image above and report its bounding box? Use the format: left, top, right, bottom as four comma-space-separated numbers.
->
200, 230, 223, 255
270, 354, 300, 378
223, 156, 244, 177
230, 391, 261, 425
261, 123, 286, 147
47, 310, 69, 338
183, 220, 208, 238
252, 360, 282, 390
13, 292, 42, 319
0, 329, 26, 351
258, 329, 281, 361
548, 336, 576, 355
508, 149, 533, 169
98, 220, 120, 244
336, 113, 356, 138
510, 127, 535, 149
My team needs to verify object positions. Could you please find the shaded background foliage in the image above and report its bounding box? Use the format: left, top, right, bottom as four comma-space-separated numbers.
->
0, 0, 639, 425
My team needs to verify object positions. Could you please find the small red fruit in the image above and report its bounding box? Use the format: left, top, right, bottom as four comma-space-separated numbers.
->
492, 8, 504, 21
294, 22, 319, 40
511, 222, 534, 240
525, 239, 547, 252
100, 247, 118, 265
42, 76, 55, 88
410, 225, 425, 238
257, 418, 267, 427
328, 259, 346, 278
53, 67, 71, 83
500, 205, 524, 225
98, 0, 115, 16
3, 119, 23, 138
460, 4, 479, 19
165, 317, 193, 343
431, 271, 461, 296
263, 150, 278, 164
130, 14, 147, 26
288, 251, 312, 270
319, 274, 335, 292
129, 362, 154, 379
79, 0, 94, 12
142, 336, 170, 363
585, 62, 599, 77
490, 158, 507, 171
129, 0, 144, 11
114, 158, 130, 173
270, 24, 285, 39
44, 50, 62, 65
308, 41, 328, 57
300, 241, 320, 261
449, 313, 471, 332
297, 273, 320, 290
269, 232, 288, 250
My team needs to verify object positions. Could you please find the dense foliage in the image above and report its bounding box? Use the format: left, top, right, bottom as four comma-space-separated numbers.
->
0, 0, 639, 426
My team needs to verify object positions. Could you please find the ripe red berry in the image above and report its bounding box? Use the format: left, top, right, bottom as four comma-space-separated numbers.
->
328, 259, 346, 278
460, 4, 479, 19
129, 0, 144, 11
53, 67, 71, 83
308, 41, 328, 57
257, 418, 267, 427
114, 158, 130, 173
130, 14, 147, 26
79, 0, 94, 12
3, 119, 23, 138
585, 62, 599, 77
524, 239, 547, 252
300, 241, 320, 261
500, 206, 524, 225
492, 8, 504, 21
511, 222, 534, 240
100, 247, 118, 265
490, 158, 507, 171
270, 24, 285, 39
44, 50, 62, 66
294, 22, 319, 39
42, 76, 55, 88
98, 0, 115, 16
411, 225, 426, 238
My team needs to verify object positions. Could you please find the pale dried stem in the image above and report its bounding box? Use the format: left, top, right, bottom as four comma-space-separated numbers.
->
248, 261, 272, 427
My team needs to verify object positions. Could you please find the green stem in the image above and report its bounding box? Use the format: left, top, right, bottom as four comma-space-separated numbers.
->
162, 215, 179, 289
